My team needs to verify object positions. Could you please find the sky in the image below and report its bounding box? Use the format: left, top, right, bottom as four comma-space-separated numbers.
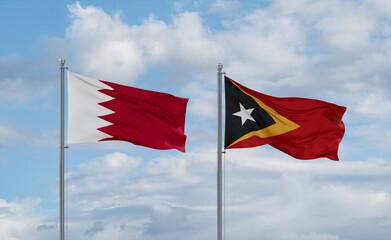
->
0, 0, 390, 239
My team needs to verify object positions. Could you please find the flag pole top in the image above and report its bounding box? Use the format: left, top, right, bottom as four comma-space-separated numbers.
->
217, 63, 223, 72
59, 58, 65, 66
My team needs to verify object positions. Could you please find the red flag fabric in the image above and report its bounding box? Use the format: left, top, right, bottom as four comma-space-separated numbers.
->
98, 80, 188, 151
67, 72, 188, 152
225, 76, 346, 160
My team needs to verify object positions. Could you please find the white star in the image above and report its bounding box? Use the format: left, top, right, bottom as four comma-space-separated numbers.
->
232, 103, 256, 125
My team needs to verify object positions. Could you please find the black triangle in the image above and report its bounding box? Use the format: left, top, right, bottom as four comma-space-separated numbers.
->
224, 77, 276, 148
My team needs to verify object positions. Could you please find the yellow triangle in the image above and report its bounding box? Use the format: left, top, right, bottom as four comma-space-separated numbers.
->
227, 81, 300, 148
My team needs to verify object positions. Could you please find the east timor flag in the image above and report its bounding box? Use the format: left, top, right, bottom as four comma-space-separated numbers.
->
224, 76, 346, 161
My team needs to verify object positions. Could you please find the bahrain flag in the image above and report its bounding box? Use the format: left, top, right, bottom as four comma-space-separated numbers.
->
67, 72, 188, 152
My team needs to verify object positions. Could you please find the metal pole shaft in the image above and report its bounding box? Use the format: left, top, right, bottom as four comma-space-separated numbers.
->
217, 63, 223, 240
59, 58, 65, 240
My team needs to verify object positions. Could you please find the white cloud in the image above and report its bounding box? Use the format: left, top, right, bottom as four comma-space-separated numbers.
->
66, 2, 145, 83
77, 152, 142, 178
66, 3, 222, 84
364, 0, 391, 19
282, 232, 341, 240
220, 150, 391, 240
226, 149, 391, 177
0, 55, 56, 107
61, 0, 391, 135
184, 81, 216, 118
349, 124, 391, 152
2, 148, 391, 239
209, 0, 241, 13
0, 198, 57, 240
144, 204, 187, 235
56, 149, 390, 239
48, 3, 391, 238
1, 1, 391, 239
349, 91, 391, 121
218, 7, 307, 85
314, 1, 377, 50
0, 120, 24, 145
271, 0, 388, 51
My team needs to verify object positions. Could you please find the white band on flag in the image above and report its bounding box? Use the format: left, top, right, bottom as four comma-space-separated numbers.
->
67, 71, 114, 144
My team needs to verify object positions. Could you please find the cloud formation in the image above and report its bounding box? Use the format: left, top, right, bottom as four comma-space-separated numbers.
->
61, 0, 391, 126
0, 198, 57, 240
2, 149, 390, 239
1, 0, 390, 239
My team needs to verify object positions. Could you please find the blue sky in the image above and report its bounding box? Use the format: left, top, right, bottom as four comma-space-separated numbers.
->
1, 0, 390, 239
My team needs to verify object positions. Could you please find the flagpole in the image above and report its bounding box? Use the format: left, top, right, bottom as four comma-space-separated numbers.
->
217, 63, 223, 240
59, 58, 66, 240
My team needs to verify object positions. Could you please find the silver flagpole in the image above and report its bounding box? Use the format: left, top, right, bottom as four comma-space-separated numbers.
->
217, 63, 223, 240
59, 58, 66, 240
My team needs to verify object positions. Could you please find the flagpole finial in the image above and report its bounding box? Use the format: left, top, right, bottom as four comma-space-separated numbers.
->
217, 63, 223, 72
59, 58, 65, 66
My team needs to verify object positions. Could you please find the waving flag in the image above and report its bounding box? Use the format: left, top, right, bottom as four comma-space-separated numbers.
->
67, 72, 188, 152
224, 76, 346, 160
